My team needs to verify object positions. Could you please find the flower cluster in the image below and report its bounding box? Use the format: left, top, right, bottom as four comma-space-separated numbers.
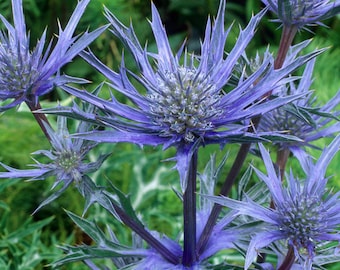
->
0, 0, 340, 270
56, 0, 318, 190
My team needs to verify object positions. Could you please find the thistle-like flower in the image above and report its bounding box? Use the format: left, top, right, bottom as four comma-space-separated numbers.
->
0, 0, 106, 111
259, 56, 340, 156
262, 0, 340, 29
207, 135, 340, 269
0, 113, 109, 213
56, 0, 318, 190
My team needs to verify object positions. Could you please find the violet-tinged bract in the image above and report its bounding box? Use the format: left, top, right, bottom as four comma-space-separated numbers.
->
57, 0, 320, 190
259, 56, 340, 156
0, 0, 106, 111
207, 135, 340, 269
262, 0, 340, 29
0, 113, 109, 213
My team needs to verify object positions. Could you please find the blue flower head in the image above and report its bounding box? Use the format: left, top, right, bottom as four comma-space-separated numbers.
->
259, 54, 340, 155
262, 0, 340, 29
0, 0, 106, 111
207, 135, 340, 269
58, 0, 318, 190
0, 111, 109, 213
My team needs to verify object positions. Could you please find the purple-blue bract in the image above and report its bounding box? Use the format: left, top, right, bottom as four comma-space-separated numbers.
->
0, 0, 106, 111
60, 0, 316, 190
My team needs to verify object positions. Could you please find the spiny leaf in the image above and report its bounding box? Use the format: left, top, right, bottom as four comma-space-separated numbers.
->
65, 210, 106, 244
108, 181, 144, 228
284, 103, 317, 128
51, 245, 126, 268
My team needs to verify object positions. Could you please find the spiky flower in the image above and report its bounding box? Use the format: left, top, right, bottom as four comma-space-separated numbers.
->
0, 0, 105, 111
262, 0, 340, 29
0, 112, 109, 213
207, 135, 340, 269
56, 0, 317, 190
258, 55, 340, 156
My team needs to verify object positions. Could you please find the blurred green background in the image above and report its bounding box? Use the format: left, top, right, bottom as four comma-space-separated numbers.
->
0, 0, 340, 269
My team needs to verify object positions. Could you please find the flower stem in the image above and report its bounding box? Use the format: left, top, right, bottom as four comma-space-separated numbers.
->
274, 25, 298, 69
197, 117, 261, 255
26, 100, 52, 142
278, 245, 295, 270
183, 151, 198, 266
255, 25, 297, 265
276, 148, 290, 181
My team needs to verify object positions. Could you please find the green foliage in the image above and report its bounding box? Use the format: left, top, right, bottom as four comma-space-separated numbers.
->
0, 109, 48, 168
0, 180, 54, 270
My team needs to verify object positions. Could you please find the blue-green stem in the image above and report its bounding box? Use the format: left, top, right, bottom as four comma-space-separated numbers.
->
183, 151, 198, 266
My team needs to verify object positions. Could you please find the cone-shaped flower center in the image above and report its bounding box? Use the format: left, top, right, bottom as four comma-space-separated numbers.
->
56, 150, 81, 174
266, 107, 308, 138
278, 195, 326, 250
0, 43, 38, 96
148, 67, 222, 142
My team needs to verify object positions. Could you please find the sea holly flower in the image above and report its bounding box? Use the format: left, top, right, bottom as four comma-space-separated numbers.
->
259, 57, 340, 157
206, 135, 340, 269
55, 0, 319, 190
0, 112, 109, 213
0, 0, 106, 111
262, 0, 340, 29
